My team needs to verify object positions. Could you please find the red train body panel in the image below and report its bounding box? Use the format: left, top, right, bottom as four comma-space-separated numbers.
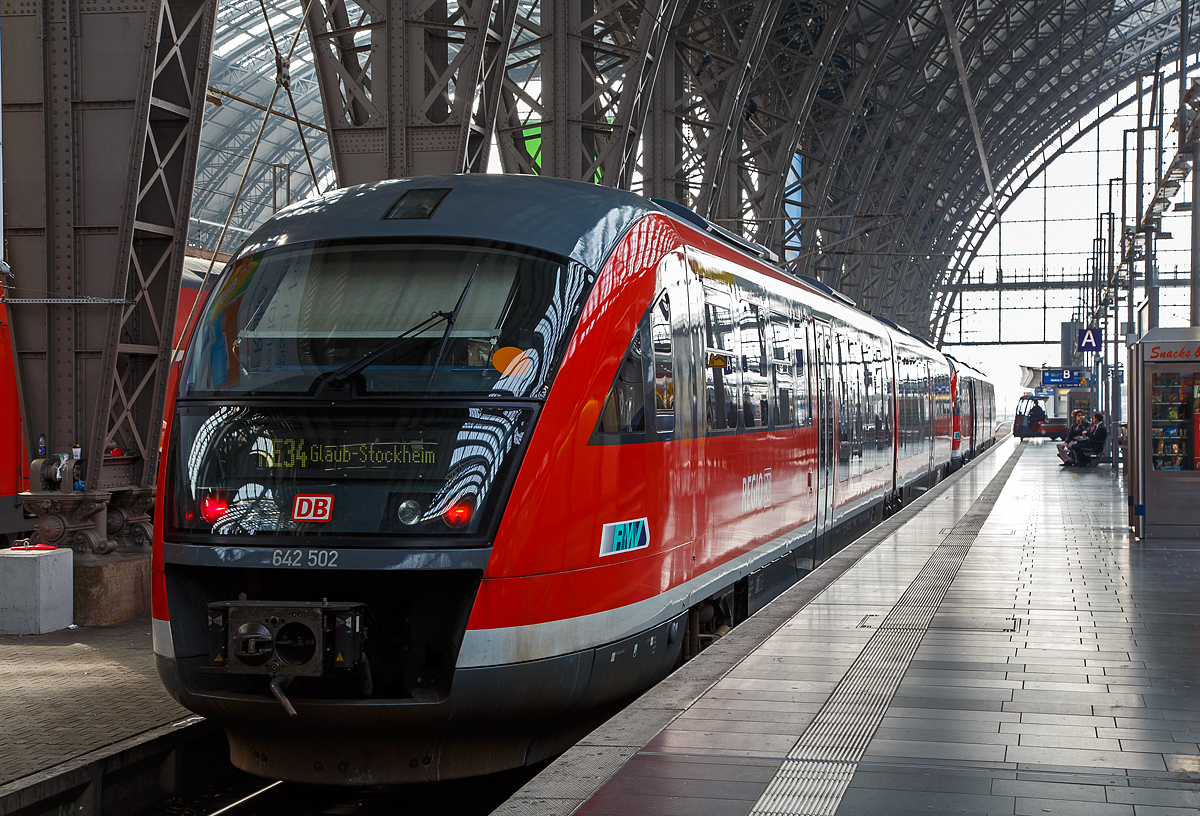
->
149, 175, 994, 784
0, 300, 29, 541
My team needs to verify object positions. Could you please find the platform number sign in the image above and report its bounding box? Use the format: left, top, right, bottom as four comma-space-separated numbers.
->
1078, 328, 1103, 353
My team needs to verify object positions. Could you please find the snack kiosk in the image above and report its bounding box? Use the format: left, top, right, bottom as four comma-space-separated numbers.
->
1135, 327, 1200, 537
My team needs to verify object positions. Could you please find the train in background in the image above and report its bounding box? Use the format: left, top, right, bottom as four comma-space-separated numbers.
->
0, 259, 216, 545
0, 298, 25, 544
949, 357, 996, 467
151, 174, 998, 785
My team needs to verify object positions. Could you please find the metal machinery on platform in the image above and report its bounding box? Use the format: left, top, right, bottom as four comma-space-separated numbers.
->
1131, 327, 1200, 538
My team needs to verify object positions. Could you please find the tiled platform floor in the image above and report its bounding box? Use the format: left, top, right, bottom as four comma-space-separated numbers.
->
0, 616, 190, 787
515, 439, 1200, 815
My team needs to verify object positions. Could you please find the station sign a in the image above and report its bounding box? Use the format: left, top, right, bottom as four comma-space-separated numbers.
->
1077, 327, 1104, 352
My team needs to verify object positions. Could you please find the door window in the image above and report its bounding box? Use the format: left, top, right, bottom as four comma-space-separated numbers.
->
739, 300, 771, 430
703, 283, 739, 432
770, 310, 794, 428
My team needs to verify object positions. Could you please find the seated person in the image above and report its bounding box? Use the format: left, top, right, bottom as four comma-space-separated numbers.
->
1027, 401, 1047, 433
1057, 410, 1086, 462
1066, 412, 1107, 466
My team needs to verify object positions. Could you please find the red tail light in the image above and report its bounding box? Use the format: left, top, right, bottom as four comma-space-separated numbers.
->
442, 498, 474, 529
200, 492, 229, 524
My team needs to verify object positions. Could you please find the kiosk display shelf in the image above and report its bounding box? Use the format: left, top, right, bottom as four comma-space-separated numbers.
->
1135, 327, 1200, 537
1149, 372, 1198, 470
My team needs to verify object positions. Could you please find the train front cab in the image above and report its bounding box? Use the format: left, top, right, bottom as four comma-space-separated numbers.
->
151, 181, 968, 786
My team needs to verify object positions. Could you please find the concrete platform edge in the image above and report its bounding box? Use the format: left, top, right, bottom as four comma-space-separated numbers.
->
496, 436, 1017, 816
0, 715, 218, 816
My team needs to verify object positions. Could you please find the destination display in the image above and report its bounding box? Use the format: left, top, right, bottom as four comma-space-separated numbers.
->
170, 404, 534, 537
253, 438, 437, 473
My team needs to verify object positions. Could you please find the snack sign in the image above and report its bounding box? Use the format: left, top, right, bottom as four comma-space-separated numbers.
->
1144, 344, 1200, 361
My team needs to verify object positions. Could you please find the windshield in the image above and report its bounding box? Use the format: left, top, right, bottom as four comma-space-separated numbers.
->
181, 241, 593, 397
166, 404, 532, 540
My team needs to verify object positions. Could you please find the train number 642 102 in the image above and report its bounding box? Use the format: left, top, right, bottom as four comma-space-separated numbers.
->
271, 548, 339, 568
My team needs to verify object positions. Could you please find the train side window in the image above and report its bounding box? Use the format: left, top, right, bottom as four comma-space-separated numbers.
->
870, 345, 891, 453
845, 335, 864, 477
770, 310, 793, 427
795, 319, 813, 426
840, 333, 849, 482
597, 316, 648, 438
703, 284, 738, 432
861, 342, 874, 471
649, 293, 674, 434
739, 301, 770, 430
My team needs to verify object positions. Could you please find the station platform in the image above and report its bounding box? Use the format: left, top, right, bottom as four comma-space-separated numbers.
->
501, 437, 1200, 816
0, 616, 191, 789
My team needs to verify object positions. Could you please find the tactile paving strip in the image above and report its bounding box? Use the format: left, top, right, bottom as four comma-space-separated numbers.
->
750, 445, 1025, 816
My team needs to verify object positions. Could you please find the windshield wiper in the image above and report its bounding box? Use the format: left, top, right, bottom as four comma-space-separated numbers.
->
426, 264, 480, 392
311, 265, 481, 398
312, 310, 451, 397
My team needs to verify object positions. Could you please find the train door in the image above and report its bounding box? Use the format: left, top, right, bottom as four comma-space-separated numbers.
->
813, 319, 836, 562
662, 253, 697, 575
926, 362, 936, 476
968, 380, 977, 458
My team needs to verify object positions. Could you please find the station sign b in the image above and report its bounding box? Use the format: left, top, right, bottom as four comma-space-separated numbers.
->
1077, 327, 1103, 353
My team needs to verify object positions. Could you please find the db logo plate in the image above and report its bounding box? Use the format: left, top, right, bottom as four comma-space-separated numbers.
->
292, 495, 334, 522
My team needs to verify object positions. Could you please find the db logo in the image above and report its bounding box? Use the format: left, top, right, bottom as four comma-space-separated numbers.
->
292, 495, 334, 522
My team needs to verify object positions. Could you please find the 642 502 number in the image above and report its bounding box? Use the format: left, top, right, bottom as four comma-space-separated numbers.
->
271, 549, 339, 568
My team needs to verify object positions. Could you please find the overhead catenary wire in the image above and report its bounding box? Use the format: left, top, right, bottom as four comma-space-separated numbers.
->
175, 0, 319, 357
206, 85, 327, 133
939, 0, 999, 217
255, 0, 323, 192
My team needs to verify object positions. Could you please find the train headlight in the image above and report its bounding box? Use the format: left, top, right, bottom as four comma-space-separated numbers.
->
200, 492, 229, 524
397, 499, 422, 526
442, 497, 474, 529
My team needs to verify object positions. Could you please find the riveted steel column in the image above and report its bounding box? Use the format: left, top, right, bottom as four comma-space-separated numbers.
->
691, 0, 775, 220
94, 0, 216, 549
305, 0, 507, 185
3, 0, 215, 553
642, 34, 686, 202
1192, 140, 1199, 326
591, 0, 681, 189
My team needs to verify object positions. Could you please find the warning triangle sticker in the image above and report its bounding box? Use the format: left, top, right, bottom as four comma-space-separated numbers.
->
335, 653, 344, 663
214, 654, 224, 663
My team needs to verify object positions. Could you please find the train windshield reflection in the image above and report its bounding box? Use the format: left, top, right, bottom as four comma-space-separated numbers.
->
182, 241, 593, 398
168, 405, 531, 538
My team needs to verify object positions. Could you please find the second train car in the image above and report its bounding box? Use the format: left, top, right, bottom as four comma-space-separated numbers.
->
152, 174, 995, 784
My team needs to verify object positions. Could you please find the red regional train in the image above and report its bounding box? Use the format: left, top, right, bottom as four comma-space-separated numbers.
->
151, 174, 996, 784
948, 356, 997, 468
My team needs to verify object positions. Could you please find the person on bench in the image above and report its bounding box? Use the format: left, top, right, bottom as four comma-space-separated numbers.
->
1057, 410, 1086, 463
1065, 412, 1107, 466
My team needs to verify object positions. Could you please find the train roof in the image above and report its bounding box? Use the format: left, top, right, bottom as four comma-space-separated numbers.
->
945, 354, 990, 380
227, 174, 962, 377
231, 174, 658, 275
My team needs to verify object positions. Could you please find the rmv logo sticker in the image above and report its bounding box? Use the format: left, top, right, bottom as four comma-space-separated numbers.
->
599, 517, 650, 557
293, 495, 334, 522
